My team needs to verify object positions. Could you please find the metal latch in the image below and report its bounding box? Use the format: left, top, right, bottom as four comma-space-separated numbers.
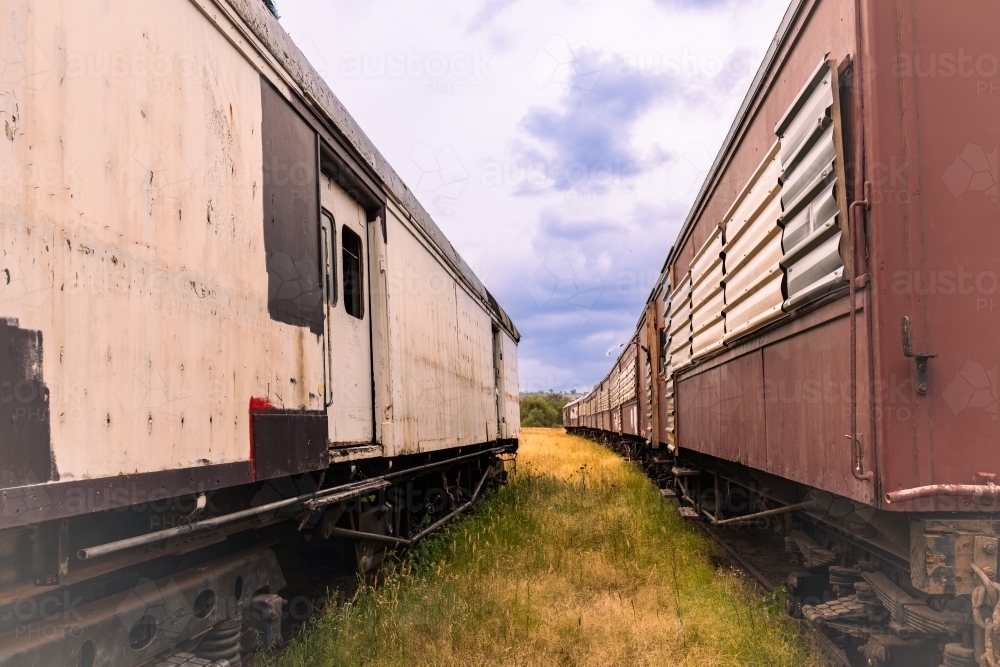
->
901, 316, 937, 395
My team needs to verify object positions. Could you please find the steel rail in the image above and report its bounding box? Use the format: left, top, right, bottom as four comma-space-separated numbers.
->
78, 446, 510, 561
702, 525, 853, 667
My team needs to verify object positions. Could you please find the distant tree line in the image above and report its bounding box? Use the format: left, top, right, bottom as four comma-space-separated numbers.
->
520, 392, 575, 427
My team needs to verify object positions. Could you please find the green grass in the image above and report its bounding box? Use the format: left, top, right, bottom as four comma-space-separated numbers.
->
269, 428, 822, 667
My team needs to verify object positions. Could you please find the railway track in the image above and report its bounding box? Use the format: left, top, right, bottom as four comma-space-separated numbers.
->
583, 435, 971, 667
702, 524, 855, 667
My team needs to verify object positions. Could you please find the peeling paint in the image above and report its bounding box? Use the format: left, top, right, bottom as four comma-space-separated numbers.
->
0, 318, 56, 488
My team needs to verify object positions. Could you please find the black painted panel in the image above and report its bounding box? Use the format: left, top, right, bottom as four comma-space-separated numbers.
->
0, 461, 252, 530
252, 411, 328, 481
261, 78, 323, 334
0, 318, 55, 489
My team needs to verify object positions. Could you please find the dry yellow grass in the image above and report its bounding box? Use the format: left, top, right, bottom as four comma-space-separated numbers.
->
272, 428, 823, 667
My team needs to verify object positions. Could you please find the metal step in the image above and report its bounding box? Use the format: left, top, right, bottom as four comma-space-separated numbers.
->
671, 467, 700, 477
678, 506, 699, 520
660, 488, 678, 498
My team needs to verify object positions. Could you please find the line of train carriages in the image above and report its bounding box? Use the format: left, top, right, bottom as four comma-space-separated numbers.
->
0, 1, 519, 665
565, 1, 1000, 665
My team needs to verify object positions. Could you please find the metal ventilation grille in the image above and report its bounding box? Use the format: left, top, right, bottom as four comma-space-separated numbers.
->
690, 225, 725, 360
621, 359, 637, 403
722, 142, 785, 343
775, 59, 849, 311
665, 380, 676, 446
668, 274, 692, 371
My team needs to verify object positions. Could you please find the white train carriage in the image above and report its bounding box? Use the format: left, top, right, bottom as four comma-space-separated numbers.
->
0, 0, 519, 664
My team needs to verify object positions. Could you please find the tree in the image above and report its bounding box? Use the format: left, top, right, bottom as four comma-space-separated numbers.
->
520, 392, 573, 427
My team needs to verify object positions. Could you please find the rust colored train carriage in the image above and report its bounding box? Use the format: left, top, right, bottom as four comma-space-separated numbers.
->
566, 0, 1000, 664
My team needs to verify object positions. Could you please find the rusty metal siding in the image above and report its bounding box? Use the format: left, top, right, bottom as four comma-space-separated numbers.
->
776, 60, 849, 310
762, 313, 873, 503
718, 351, 767, 470
677, 369, 720, 457
668, 275, 693, 371
677, 357, 762, 465
670, 0, 856, 280
864, 0, 1000, 508
656, 288, 673, 445
607, 364, 622, 433
690, 226, 726, 360
722, 144, 786, 343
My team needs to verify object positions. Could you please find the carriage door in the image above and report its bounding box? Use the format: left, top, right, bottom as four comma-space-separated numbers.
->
321, 174, 374, 446
492, 326, 504, 439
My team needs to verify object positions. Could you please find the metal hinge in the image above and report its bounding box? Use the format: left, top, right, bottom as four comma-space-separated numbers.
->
901, 316, 937, 395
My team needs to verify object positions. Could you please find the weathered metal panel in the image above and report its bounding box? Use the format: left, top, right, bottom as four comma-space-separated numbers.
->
677, 368, 721, 457
762, 313, 873, 503
668, 275, 693, 370
0, 0, 333, 484
0, 0, 522, 505
501, 332, 520, 439
607, 364, 622, 434
261, 79, 322, 334
677, 356, 762, 464
621, 399, 639, 436
384, 207, 501, 455
221, 0, 519, 344
691, 226, 725, 359
252, 411, 328, 480
321, 175, 374, 445
664, 380, 677, 447
564, 398, 581, 429
722, 144, 786, 343
776, 59, 849, 311
0, 321, 54, 484
717, 351, 767, 470
865, 0, 1000, 508
657, 288, 673, 445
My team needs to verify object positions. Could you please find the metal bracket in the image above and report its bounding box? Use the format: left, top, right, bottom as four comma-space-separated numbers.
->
901, 316, 937, 395
974, 535, 999, 581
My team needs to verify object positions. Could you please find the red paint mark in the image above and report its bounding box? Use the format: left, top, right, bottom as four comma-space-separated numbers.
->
248, 397, 274, 482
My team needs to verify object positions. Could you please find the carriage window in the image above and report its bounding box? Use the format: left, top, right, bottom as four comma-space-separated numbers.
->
342, 226, 364, 319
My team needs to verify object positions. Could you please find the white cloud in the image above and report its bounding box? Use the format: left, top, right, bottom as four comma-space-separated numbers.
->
278, 0, 789, 392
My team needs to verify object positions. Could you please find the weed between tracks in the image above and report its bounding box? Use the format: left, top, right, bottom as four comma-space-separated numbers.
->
271, 428, 821, 667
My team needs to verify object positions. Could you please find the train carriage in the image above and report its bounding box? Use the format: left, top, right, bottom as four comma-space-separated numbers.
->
0, 1, 519, 665
567, 0, 1000, 663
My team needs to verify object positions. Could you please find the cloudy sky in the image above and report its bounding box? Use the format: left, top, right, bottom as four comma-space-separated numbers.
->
277, 0, 790, 393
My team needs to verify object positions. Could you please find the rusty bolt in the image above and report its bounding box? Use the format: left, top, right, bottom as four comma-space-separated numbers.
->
986, 543, 998, 555
986, 567, 996, 578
